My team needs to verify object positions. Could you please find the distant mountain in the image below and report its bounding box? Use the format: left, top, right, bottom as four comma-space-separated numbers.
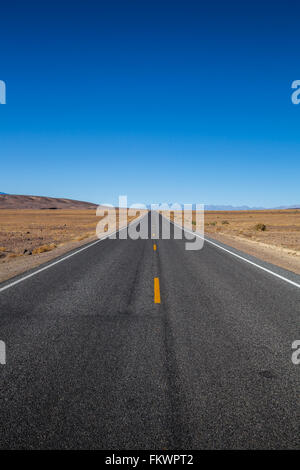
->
204, 204, 300, 210
146, 203, 300, 211
1, 195, 299, 211
0, 194, 98, 210
272, 205, 300, 210
204, 205, 265, 211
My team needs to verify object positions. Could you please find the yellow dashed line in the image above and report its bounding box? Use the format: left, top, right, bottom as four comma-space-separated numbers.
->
153, 244, 157, 251
154, 277, 161, 304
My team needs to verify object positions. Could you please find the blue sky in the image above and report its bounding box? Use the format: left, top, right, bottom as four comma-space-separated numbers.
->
0, 0, 300, 207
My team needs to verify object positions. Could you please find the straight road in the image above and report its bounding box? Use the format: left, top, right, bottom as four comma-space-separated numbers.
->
0, 212, 299, 449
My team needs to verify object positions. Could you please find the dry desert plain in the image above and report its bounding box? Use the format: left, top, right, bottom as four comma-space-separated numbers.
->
0, 207, 300, 282
0, 208, 143, 283
164, 209, 300, 275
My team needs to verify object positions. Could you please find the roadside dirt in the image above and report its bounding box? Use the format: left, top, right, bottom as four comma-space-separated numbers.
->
163, 209, 300, 275
0, 209, 145, 283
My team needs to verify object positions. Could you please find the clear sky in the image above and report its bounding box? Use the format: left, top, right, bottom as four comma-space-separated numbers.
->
0, 1, 299, 207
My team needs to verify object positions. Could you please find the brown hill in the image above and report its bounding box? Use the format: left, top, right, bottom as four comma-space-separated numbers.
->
0, 194, 98, 210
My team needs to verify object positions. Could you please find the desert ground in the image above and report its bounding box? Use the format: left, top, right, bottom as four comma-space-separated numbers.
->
1, 205, 300, 282
163, 209, 300, 274
0, 208, 143, 282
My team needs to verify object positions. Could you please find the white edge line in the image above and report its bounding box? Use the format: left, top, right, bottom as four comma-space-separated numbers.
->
161, 213, 300, 290
0, 213, 147, 294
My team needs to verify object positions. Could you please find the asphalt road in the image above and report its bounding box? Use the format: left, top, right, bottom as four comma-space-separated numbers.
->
0, 212, 299, 449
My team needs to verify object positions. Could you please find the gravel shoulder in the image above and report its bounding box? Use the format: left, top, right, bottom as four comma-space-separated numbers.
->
162, 209, 300, 275
205, 231, 300, 275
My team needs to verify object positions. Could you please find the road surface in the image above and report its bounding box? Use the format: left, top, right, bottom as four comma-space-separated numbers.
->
0, 212, 299, 449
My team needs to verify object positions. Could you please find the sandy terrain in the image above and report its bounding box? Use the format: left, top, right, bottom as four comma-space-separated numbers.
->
162, 209, 300, 274
0, 208, 145, 283
2, 206, 299, 282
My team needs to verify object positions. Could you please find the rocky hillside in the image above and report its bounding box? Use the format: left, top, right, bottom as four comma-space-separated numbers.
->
0, 194, 98, 209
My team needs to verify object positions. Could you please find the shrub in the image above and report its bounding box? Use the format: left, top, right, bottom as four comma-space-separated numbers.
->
254, 223, 266, 231
33, 243, 57, 254
222, 220, 229, 224
8, 253, 22, 258
75, 234, 90, 241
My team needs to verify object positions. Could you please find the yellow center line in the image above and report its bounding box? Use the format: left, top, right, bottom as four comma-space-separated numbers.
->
154, 277, 161, 304
153, 244, 157, 251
